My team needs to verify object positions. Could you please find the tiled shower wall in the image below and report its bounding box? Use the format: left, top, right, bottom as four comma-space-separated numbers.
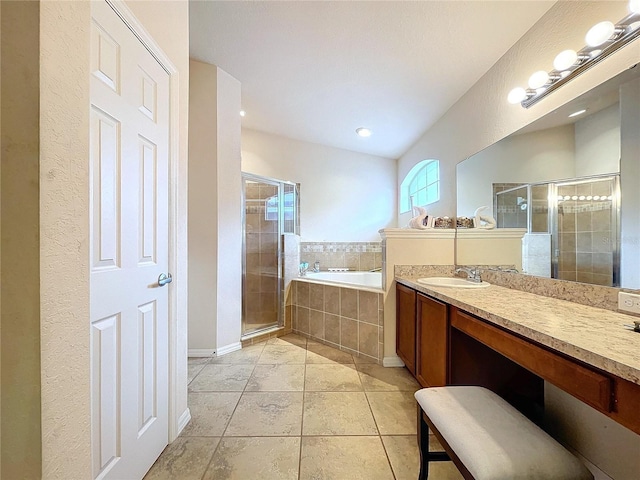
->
300, 242, 382, 271
291, 280, 384, 363
558, 182, 614, 286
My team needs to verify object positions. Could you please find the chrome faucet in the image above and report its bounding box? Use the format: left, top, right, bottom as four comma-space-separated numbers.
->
299, 262, 309, 276
455, 267, 482, 283
313, 261, 320, 273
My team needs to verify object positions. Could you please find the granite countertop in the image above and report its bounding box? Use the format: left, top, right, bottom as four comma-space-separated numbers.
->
396, 276, 640, 386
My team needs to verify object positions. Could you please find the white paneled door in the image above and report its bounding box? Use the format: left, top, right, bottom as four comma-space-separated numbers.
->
90, 2, 170, 479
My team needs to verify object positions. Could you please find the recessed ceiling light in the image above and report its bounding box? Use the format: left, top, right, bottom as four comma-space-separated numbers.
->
568, 109, 587, 118
240, 110, 246, 117
356, 127, 372, 138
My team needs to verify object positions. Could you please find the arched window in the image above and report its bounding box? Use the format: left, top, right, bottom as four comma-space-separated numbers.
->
400, 160, 440, 213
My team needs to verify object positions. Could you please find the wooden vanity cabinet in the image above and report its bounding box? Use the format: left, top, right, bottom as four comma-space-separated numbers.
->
416, 293, 448, 387
396, 283, 417, 374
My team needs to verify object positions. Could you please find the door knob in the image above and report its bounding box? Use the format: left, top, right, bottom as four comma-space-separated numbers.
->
158, 273, 173, 287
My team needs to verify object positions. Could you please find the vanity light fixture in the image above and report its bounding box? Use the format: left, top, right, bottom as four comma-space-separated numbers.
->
568, 109, 587, 117
356, 127, 372, 137
509, 1, 640, 108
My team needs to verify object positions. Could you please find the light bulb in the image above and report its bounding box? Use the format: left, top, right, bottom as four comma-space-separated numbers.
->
585, 21, 615, 47
356, 127, 372, 137
579, 196, 586, 200
507, 87, 527, 104
240, 110, 246, 117
630, 0, 640, 14
528, 70, 549, 89
554, 50, 578, 71
571, 196, 578, 200
586, 196, 593, 200
593, 196, 601, 200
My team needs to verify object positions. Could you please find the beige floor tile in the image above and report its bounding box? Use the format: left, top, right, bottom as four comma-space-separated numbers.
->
189, 364, 254, 392
188, 363, 206, 384
299, 436, 394, 480
245, 364, 305, 391
210, 344, 265, 364
353, 353, 379, 364
188, 356, 210, 365
225, 392, 303, 436
143, 436, 220, 480
381, 435, 463, 480
258, 344, 307, 364
306, 342, 354, 364
267, 333, 308, 347
305, 364, 363, 391
357, 364, 420, 391
181, 392, 241, 437
303, 392, 378, 435
366, 391, 417, 434
202, 437, 300, 480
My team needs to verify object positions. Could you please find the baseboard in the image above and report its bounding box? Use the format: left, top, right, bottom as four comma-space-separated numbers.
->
217, 342, 242, 357
188, 348, 215, 358
383, 355, 405, 367
177, 408, 191, 436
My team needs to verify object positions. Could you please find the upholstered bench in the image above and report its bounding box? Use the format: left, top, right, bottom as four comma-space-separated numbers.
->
415, 386, 594, 480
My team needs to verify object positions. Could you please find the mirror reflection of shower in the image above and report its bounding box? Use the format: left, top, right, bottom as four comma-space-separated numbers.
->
494, 174, 620, 287
242, 174, 299, 338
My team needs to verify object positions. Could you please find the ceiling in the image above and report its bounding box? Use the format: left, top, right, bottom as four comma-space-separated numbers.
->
190, 1, 556, 159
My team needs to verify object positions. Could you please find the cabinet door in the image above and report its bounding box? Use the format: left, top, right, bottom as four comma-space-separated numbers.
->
396, 283, 416, 374
416, 293, 448, 387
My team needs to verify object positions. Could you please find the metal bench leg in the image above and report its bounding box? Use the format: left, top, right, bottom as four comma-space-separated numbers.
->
418, 406, 450, 480
418, 406, 430, 480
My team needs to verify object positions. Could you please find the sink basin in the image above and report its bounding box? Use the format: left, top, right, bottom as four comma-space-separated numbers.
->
416, 277, 491, 288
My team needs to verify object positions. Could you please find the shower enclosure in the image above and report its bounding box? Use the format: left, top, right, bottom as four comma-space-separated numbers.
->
242, 173, 299, 337
495, 174, 620, 287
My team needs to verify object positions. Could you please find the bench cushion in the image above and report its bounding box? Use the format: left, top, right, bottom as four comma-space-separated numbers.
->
415, 386, 593, 480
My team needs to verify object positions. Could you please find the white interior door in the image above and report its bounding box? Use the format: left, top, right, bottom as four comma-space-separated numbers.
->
90, 2, 170, 478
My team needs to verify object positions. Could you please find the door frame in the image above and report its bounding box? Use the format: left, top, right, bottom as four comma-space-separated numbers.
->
98, 0, 184, 440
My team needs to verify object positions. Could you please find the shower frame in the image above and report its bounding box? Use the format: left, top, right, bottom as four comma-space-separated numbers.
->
241, 172, 299, 338
494, 173, 621, 286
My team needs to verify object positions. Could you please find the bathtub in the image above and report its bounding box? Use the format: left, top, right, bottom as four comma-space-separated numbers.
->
300, 271, 383, 290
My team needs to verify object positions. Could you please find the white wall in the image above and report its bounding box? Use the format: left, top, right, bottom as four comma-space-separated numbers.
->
188, 60, 242, 354
242, 129, 396, 242
575, 103, 620, 177
39, 1, 190, 477
456, 125, 576, 218
394, 0, 638, 475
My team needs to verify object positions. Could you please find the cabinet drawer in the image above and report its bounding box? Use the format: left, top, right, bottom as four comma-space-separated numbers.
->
451, 308, 613, 413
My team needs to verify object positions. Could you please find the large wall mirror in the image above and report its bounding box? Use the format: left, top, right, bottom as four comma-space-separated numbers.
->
456, 64, 640, 290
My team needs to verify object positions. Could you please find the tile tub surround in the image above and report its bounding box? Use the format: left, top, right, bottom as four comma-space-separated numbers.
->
395, 276, 640, 385
300, 242, 382, 271
291, 280, 384, 363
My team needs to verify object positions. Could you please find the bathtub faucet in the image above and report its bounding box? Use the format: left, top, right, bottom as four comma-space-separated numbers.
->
313, 261, 320, 273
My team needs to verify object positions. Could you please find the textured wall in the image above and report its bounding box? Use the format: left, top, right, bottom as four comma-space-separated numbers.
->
188, 61, 242, 353
398, 1, 635, 226
1, 2, 41, 477
188, 60, 219, 353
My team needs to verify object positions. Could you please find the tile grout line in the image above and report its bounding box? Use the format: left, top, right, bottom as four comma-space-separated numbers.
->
194, 343, 267, 480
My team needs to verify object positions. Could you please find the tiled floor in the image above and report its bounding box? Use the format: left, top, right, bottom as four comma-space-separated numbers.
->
144, 334, 463, 480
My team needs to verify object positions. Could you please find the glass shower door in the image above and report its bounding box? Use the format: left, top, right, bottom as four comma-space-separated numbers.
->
242, 177, 281, 336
